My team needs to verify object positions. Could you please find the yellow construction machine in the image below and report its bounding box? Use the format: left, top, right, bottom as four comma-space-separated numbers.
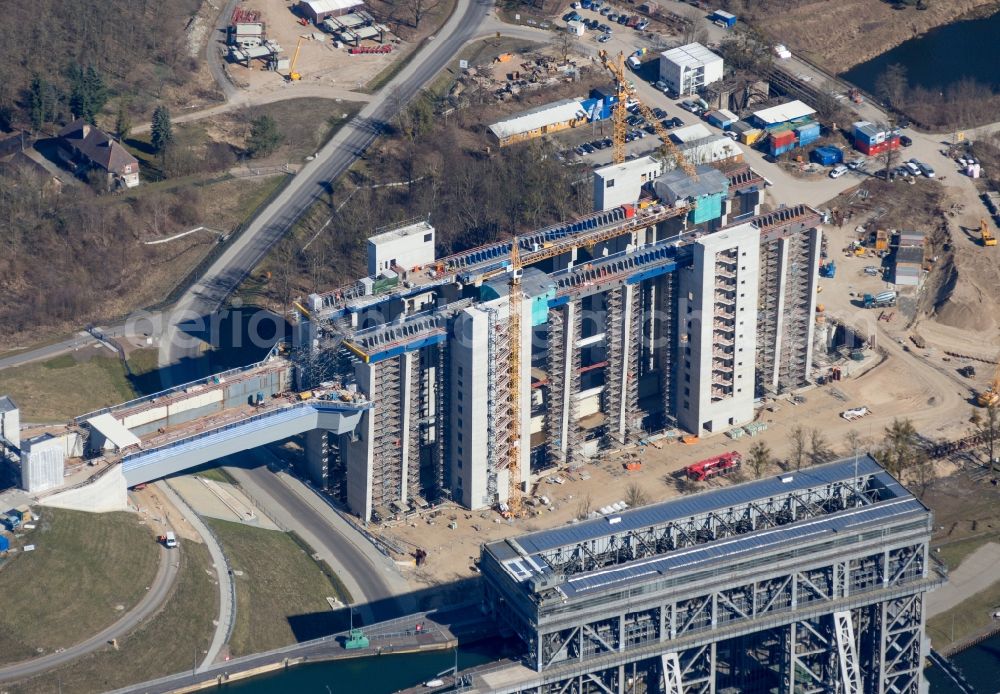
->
288, 36, 304, 81
978, 361, 1000, 407
981, 219, 996, 247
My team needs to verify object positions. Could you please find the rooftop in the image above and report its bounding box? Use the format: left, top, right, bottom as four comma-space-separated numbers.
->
489, 99, 587, 140
58, 119, 139, 175
653, 165, 729, 203
896, 246, 924, 265
0, 395, 16, 413
301, 0, 363, 12
484, 456, 926, 599
752, 100, 816, 125
660, 42, 722, 69
369, 219, 434, 245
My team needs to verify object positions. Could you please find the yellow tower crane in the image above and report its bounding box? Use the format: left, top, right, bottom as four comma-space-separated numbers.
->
505, 241, 524, 518
597, 50, 697, 179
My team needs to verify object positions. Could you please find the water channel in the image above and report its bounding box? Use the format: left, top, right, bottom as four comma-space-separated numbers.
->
841, 9, 1000, 96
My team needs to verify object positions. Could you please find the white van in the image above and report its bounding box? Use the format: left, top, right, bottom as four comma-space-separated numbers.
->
164, 532, 178, 549
829, 165, 848, 179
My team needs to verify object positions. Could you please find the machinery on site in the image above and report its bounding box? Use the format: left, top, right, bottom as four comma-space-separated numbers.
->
288, 36, 304, 81
863, 291, 896, 309
981, 219, 996, 246
685, 452, 742, 481
597, 49, 697, 178
978, 360, 1000, 407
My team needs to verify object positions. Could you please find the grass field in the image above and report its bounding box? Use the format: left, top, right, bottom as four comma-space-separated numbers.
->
9, 542, 218, 694
0, 509, 160, 666
0, 351, 135, 422
927, 578, 1000, 652
207, 519, 347, 656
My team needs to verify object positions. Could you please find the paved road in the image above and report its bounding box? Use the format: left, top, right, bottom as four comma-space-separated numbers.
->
159, 0, 494, 383
158, 481, 235, 670
0, 333, 97, 372
229, 459, 409, 623
206, 0, 240, 102
927, 541, 1000, 619
0, 543, 179, 683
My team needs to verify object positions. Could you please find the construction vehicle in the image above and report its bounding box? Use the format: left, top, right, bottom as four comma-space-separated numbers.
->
597, 49, 697, 178
819, 261, 836, 278
978, 361, 1000, 407
685, 452, 742, 482
981, 219, 997, 246
863, 291, 896, 309
288, 36, 304, 81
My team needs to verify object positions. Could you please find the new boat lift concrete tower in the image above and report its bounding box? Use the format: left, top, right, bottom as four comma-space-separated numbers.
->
479, 457, 943, 694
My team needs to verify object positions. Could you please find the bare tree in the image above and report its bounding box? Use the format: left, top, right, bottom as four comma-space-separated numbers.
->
809, 428, 833, 466
576, 493, 593, 520
551, 30, 579, 64
404, 0, 442, 28
876, 63, 909, 112
625, 483, 649, 508
845, 429, 863, 458
972, 403, 1000, 471
788, 425, 807, 471
878, 418, 919, 478
748, 441, 771, 479
911, 449, 934, 498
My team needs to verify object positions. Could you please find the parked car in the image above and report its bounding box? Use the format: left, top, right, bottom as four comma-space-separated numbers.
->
660, 118, 674, 130
590, 0, 603, 8
903, 160, 920, 175
829, 165, 848, 179
670, 116, 684, 127
625, 131, 636, 142
651, 107, 666, 119
644, 123, 656, 135
899, 135, 912, 147
654, 80, 668, 92
599, 23, 611, 33
617, 13, 629, 24
599, 6, 611, 15
597, 33, 611, 43
581, 143, 595, 154
846, 158, 865, 170
864, 266, 880, 276
601, 137, 613, 148
607, 12, 618, 21
680, 100, 698, 112
723, 131, 737, 140
918, 162, 935, 178
591, 139, 606, 150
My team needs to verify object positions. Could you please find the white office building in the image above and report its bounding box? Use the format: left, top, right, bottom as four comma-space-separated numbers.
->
659, 42, 724, 96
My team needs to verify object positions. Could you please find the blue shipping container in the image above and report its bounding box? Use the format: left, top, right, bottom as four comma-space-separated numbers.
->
798, 132, 819, 146
0, 534, 8, 552
771, 142, 796, 156
796, 122, 820, 138
811, 146, 843, 166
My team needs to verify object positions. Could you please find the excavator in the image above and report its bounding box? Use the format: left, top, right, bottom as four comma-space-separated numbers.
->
597, 49, 697, 178
980, 218, 996, 247
978, 360, 1000, 407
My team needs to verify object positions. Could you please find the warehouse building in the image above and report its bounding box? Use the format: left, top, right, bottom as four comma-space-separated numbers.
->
658, 43, 724, 97
488, 99, 590, 147
298, 0, 364, 24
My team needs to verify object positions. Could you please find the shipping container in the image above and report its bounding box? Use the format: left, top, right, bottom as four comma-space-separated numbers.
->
771, 142, 796, 156
0, 534, 9, 552
772, 130, 796, 146
741, 128, 764, 145
811, 146, 843, 166
712, 10, 737, 28
796, 121, 820, 139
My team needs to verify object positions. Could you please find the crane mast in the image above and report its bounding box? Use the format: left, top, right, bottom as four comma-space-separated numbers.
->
597, 50, 697, 179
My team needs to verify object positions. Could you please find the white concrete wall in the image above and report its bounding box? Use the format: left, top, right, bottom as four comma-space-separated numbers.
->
0, 401, 19, 449
367, 222, 436, 276
592, 156, 662, 211
346, 362, 376, 521
677, 223, 758, 435
40, 464, 128, 513
450, 307, 491, 508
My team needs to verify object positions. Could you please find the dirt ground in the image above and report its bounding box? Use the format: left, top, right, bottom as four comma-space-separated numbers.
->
754, 0, 1000, 74
229, 0, 414, 95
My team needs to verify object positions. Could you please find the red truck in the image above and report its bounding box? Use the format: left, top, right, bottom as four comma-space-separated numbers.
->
685, 452, 742, 482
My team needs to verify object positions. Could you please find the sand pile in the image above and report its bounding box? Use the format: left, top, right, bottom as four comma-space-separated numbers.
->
930, 248, 1000, 334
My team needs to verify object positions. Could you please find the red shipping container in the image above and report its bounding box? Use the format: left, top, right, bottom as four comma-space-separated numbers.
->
772, 130, 796, 146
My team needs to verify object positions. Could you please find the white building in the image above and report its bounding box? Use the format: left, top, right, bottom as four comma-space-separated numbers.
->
592, 156, 663, 210
659, 42, 724, 96
367, 220, 436, 276
0, 395, 18, 451
21, 434, 66, 493
676, 222, 759, 435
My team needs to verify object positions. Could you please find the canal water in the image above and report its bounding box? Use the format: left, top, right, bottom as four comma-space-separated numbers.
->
926, 631, 1000, 693
221, 642, 502, 693
841, 9, 1000, 94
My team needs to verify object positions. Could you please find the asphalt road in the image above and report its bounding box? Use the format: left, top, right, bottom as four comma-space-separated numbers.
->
0, 333, 96, 371
235, 464, 401, 620
159, 0, 494, 384
0, 544, 179, 683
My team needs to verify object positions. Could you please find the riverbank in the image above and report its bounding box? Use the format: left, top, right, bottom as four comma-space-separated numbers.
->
751, 0, 1000, 75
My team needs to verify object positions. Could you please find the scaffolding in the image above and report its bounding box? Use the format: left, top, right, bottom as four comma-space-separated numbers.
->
711, 247, 739, 402
545, 310, 566, 468
604, 288, 625, 442
566, 300, 584, 464
625, 285, 642, 437
756, 237, 783, 395
485, 307, 513, 505
778, 232, 814, 389
369, 356, 403, 511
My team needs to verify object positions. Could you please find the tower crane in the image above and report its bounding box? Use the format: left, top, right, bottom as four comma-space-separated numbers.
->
597, 50, 697, 179
505, 241, 524, 517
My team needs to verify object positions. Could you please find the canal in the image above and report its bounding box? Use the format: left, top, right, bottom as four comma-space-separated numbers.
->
220, 642, 502, 693
926, 631, 1000, 693
841, 9, 1000, 95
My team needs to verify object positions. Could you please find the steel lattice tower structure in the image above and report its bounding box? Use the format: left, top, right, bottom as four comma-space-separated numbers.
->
477, 457, 944, 694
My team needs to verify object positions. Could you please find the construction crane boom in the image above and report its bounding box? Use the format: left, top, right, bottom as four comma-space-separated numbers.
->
597, 50, 697, 179
289, 36, 304, 81
506, 243, 523, 517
